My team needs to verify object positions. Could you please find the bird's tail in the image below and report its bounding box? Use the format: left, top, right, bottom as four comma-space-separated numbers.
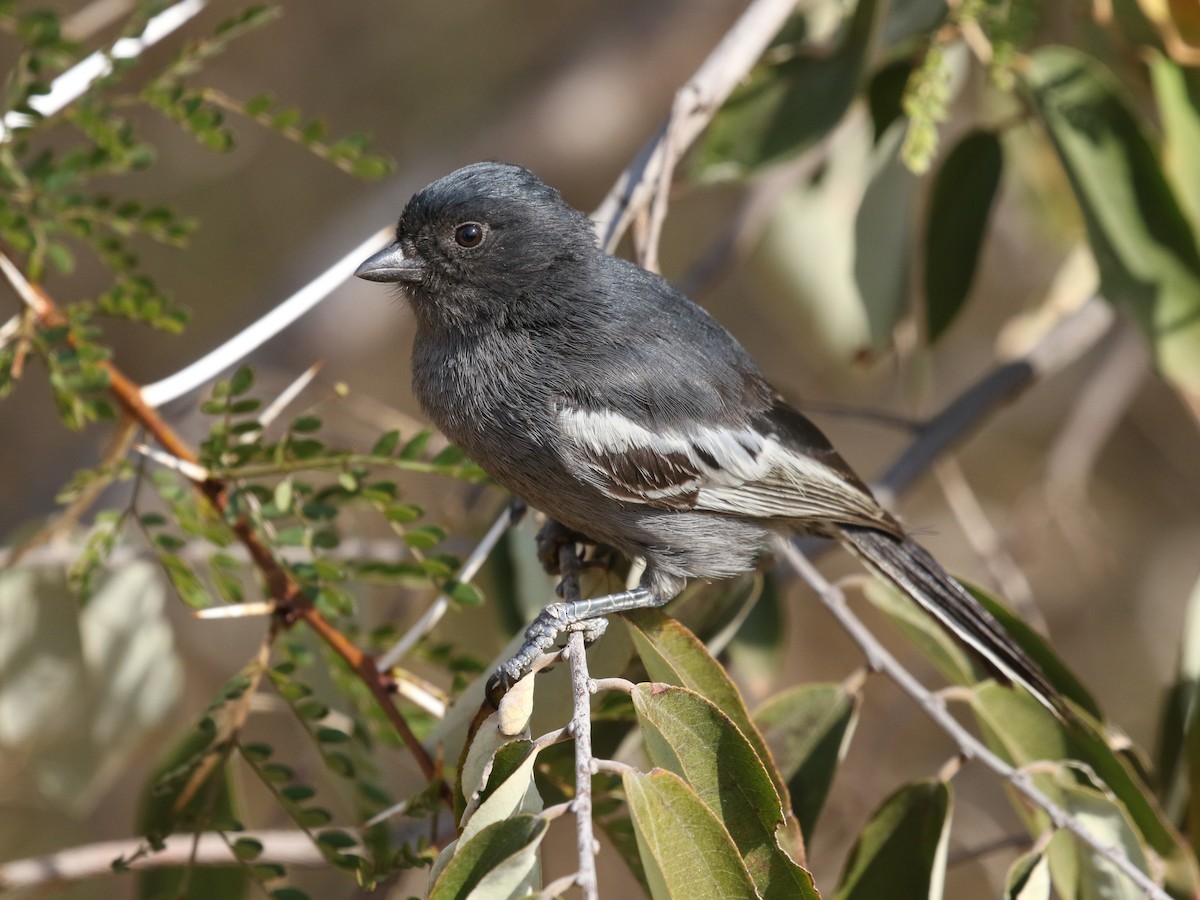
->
837, 524, 1065, 718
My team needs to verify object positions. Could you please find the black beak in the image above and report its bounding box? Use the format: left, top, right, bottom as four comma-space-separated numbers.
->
355, 242, 426, 283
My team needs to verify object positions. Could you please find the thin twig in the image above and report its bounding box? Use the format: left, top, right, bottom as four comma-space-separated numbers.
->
873, 296, 1114, 508
933, 455, 1043, 630
6, 266, 445, 798
559, 543, 600, 900
139, 227, 392, 407
376, 502, 518, 670
773, 537, 1170, 900
0, 0, 210, 141
591, 0, 808, 250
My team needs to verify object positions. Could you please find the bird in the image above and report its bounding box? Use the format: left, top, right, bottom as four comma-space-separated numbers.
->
355, 160, 1062, 714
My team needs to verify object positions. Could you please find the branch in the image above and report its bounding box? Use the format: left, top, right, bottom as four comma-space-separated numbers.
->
2, 256, 444, 797
140, 226, 393, 407
558, 544, 600, 900
590, 0, 808, 251
773, 537, 1170, 900
0, 0, 210, 142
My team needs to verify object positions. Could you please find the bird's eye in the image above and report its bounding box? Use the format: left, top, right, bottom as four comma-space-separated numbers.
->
454, 222, 485, 249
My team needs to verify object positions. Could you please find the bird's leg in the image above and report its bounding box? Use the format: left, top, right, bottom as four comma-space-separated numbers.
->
535, 519, 619, 585
488, 585, 667, 697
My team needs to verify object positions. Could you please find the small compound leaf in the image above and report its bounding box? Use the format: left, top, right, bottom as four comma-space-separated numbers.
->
834, 779, 953, 900
755, 683, 860, 840
623, 768, 759, 900
632, 683, 817, 897
427, 814, 546, 900
923, 129, 1003, 341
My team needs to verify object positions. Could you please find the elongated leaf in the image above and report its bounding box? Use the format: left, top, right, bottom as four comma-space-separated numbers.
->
1149, 53, 1200, 230
1005, 850, 1051, 900
834, 779, 953, 900
755, 683, 860, 840
1041, 767, 1152, 900
624, 609, 787, 802
725, 571, 786, 693
861, 580, 981, 686
923, 130, 1003, 341
1025, 46, 1200, 414
692, 0, 881, 179
458, 740, 542, 846
623, 769, 759, 900
632, 684, 818, 897
427, 814, 546, 900
970, 683, 1200, 895
968, 584, 1101, 719
1158, 572, 1200, 827
854, 119, 920, 350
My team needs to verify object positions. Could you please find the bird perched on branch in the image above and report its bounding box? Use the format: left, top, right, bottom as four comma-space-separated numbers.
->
356, 161, 1062, 714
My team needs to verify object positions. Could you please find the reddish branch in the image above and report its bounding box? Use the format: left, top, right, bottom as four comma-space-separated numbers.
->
27, 281, 444, 793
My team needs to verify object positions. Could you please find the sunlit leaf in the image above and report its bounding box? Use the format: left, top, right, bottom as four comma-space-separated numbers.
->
624, 769, 759, 899
1025, 46, 1200, 415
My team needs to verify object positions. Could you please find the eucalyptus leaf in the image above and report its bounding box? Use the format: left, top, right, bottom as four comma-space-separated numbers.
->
923, 129, 1003, 341
632, 683, 817, 897
1025, 46, 1200, 414
427, 814, 546, 900
755, 682, 860, 840
834, 779, 952, 900
623, 768, 760, 900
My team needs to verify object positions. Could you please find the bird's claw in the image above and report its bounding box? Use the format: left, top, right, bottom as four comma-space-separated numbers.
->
486, 604, 608, 703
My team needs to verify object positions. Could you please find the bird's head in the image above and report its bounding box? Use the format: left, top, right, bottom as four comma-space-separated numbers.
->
355, 162, 596, 329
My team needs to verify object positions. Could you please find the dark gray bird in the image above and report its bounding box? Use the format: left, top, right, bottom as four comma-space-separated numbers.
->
356, 161, 1061, 712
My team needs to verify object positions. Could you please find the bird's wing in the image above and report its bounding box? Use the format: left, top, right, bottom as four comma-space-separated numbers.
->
554, 399, 894, 532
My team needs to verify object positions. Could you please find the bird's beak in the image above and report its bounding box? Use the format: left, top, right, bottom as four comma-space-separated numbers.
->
354, 242, 426, 283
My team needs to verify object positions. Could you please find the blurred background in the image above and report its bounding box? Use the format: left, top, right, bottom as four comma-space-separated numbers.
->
2, 0, 1200, 896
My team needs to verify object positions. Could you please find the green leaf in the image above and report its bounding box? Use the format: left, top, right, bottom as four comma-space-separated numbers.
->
834, 779, 952, 900
1025, 46, 1200, 414
1149, 53, 1200, 231
755, 682, 860, 840
623, 769, 759, 899
970, 584, 1101, 719
1005, 850, 1050, 900
427, 814, 547, 900
970, 683, 1200, 895
692, 0, 882, 179
923, 130, 1003, 341
371, 429, 400, 457
1158, 571, 1200, 831
1042, 768, 1152, 900
861, 579, 981, 686
624, 609, 788, 803
229, 365, 254, 396
632, 684, 817, 897
853, 118, 920, 350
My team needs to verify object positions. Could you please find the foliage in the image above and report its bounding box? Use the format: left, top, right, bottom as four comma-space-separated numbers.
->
3, 0, 1200, 898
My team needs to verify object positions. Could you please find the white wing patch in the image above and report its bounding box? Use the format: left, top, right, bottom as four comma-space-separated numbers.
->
556, 405, 885, 526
